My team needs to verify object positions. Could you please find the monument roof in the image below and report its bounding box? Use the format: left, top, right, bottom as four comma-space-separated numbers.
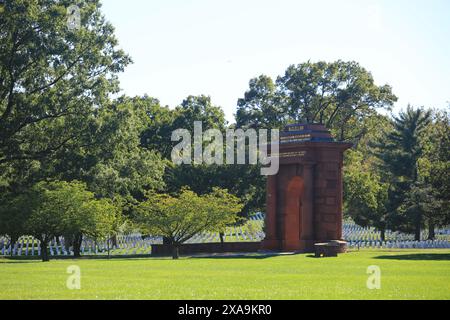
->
281, 123, 334, 144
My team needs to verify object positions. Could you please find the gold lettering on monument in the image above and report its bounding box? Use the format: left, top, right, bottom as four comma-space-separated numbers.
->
280, 134, 311, 142
288, 126, 305, 132
272, 151, 307, 158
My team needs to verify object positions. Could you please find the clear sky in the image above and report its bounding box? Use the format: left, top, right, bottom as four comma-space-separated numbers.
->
101, 0, 450, 123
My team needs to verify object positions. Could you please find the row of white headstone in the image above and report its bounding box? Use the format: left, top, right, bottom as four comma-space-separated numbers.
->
184, 225, 265, 244
1, 217, 450, 256
2, 237, 449, 256
342, 223, 450, 242
348, 240, 450, 249
0, 235, 161, 256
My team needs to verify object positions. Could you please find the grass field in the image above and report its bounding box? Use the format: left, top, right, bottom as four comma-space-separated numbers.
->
1, 249, 450, 300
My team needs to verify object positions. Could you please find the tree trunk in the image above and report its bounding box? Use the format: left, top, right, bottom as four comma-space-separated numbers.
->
40, 240, 49, 262
428, 223, 435, 240
111, 235, 117, 247
73, 233, 83, 258
219, 232, 225, 251
172, 244, 179, 260
10, 236, 18, 257
380, 228, 386, 242
64, 235, 73, 252
414, 225, 421, 241
107, 236, 111, 259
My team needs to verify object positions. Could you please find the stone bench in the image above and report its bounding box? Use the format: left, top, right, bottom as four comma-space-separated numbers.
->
314, 240, 347, 257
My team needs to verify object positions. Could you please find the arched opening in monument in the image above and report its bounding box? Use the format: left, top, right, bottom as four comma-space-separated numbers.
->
287, 176, 304, 233
282, 176, 304, 251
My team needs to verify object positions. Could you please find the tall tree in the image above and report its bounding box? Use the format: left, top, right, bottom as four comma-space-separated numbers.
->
85, 98, 167, 201
147, 94, 229, 197
236, 61, 397, 142
173, 95, 227, 132
236, 75, 285, 129
0, 0, 130, 165
139, 96, 177, 159
30, 95, 167, 204
344, 150, 389, 240
372, 106, 431, 240
416, 108, 450, 238
161, 95, 265, 218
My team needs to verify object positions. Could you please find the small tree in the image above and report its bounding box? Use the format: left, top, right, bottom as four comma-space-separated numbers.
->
25, 180, 118, 261
135, 188, 242, 259
57, 182, 97, 258
84, 198, 123, 258
26, 181, 71, 262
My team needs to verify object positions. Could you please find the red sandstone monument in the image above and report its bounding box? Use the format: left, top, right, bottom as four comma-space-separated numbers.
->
261, 123, 352, 253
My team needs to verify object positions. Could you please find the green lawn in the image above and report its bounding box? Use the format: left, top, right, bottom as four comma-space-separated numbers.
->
1, 249, 450, 300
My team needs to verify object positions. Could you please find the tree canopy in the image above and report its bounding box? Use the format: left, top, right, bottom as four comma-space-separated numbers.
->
237, 60, 397, 142
0, 0, 130, 165
134, 188, 242, 259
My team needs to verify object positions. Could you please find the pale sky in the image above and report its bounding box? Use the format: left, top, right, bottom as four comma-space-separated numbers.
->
101, 0, 450, 123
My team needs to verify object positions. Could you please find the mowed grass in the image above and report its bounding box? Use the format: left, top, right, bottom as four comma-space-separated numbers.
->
1, 249, 450, 300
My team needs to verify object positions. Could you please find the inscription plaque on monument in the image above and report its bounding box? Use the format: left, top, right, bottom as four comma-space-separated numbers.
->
261, 123, 352, 252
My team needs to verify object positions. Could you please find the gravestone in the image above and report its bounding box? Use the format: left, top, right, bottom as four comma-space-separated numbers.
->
261, 123, 352, 252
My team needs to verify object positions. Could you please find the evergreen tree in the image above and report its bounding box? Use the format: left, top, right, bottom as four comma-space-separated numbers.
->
372, 106, 431, 240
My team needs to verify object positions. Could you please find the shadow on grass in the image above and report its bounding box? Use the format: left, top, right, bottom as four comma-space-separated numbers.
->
0, 254, 158, 263
305, 254, 339, 259
2, 251, 310, 262
0, 253, 278, 263
374, 253, 450, 261
191, 253, 279, 260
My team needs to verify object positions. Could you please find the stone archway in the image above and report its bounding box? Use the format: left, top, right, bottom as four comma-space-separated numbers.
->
261, 123, 352, 252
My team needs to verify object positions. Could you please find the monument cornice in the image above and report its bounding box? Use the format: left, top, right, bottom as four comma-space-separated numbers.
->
276, 141, 353, 150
